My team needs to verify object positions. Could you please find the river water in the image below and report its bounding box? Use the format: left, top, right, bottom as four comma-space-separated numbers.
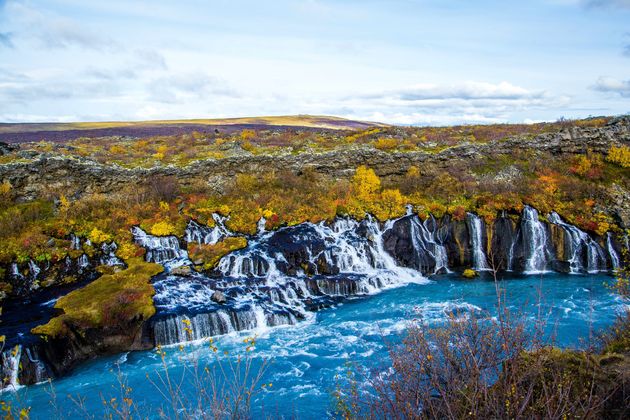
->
5, 272, 625, 419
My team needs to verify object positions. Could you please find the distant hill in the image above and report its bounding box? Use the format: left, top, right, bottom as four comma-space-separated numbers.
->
0, 115, 386, 143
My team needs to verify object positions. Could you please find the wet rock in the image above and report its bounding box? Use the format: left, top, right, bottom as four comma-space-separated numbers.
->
170, 265, 192, 276
211, 290, 227, 304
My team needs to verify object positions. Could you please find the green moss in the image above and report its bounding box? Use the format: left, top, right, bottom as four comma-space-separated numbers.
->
31, 257, 163, 338
188, 237, 248, 270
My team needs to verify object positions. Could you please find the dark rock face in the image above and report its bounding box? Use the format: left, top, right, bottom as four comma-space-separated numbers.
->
383, 216, 421, 269
444, 219, 471, 268
383, 215, 439, 274
491, 214, 518, 271
265, 224, 338, 276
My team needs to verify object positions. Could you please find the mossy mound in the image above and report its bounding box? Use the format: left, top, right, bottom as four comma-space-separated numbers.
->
32, 257, 163, 338
462, 268, 478, 278
189, 237, 248, 271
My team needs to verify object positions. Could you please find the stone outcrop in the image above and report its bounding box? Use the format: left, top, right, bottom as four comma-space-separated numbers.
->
1, 119, 628, 199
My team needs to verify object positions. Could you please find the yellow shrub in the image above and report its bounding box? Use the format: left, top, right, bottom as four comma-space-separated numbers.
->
150, 220, 176, 236
88, 228, 112, 244
373, 189, 406, 220
116, 241, 144, 261
374, 138, 398, 151
406, 166, 421, 178
607, 145, 630, 168
352, 166, 381, 200
109, 145, 126, 154
241, 141, 256, 152
240, 129, 256, 141
0, 180, 11, 196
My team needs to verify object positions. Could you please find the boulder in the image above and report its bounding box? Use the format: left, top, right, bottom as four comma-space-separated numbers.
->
211, 290, 227, 304
170, 265, 192, 276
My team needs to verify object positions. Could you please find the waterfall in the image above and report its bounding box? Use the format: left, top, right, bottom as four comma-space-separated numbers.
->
185, 214, 231, 245
100, 242, 124, 266
10, 263, 23, 281
408, 215, 450, 274
24, 348, 48, 384
521, 206, 551, 274
1, 345, 22, 391
548, 212, 607, 273
257, 217, 267, 234
466, 213, 490, 271
70, 234, 81, 250
152, 306, 297, 346
132, 226, 189, 269
28, 260, 40, 279
77, 254, 90, 270
607, 233, 621, 271
150, 215, 428, 345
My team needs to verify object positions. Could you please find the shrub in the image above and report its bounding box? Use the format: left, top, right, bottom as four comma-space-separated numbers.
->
607, 145, 630, 168
88, 227, 111, 244
373, 137, 398, 151
352, 166, 381, 200
150, 220, 177, 236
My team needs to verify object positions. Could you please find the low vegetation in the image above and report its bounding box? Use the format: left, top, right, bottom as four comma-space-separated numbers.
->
188, 237, 248, 271
31, 258, 163, 338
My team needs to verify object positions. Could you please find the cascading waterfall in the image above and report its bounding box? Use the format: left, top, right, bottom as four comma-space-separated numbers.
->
185, 214, 231, 245
408, 215, 450, 274
150, 216, 428, 345
521, 206, 551, 274
1, 346, 22, 391
10, 263, 23, 281
70, 234, 81, 250
28, 260, 40, 279
24, 347, 47, 384
548, 212, 607, 273
257, 216, 267, 234
132, 226, 189, 269
140, 207, 623, 346
466, 213, 491, 271
607, 233, 621, 271
78, 254, 90, 270
99, 242, 124, 266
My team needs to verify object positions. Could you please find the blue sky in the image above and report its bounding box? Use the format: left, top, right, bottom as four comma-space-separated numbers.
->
0, 0, 628, 124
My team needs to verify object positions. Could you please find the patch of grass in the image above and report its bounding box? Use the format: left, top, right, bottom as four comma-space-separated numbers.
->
31, 257, 163, 338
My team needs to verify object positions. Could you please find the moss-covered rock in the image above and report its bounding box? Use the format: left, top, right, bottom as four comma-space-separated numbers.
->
32, 257, 163, 338
188, 237, 248, 271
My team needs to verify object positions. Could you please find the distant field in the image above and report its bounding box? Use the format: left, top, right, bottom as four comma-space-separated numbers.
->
0, 115, 384, 143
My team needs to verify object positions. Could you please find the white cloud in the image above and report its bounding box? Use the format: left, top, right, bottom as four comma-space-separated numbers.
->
7, 1, 120, 51
334, 81, 571, 125
147, 73, 239, 104
592, 76, 630, 97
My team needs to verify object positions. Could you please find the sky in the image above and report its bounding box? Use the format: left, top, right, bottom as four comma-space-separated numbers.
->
0, 0, 628, 125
